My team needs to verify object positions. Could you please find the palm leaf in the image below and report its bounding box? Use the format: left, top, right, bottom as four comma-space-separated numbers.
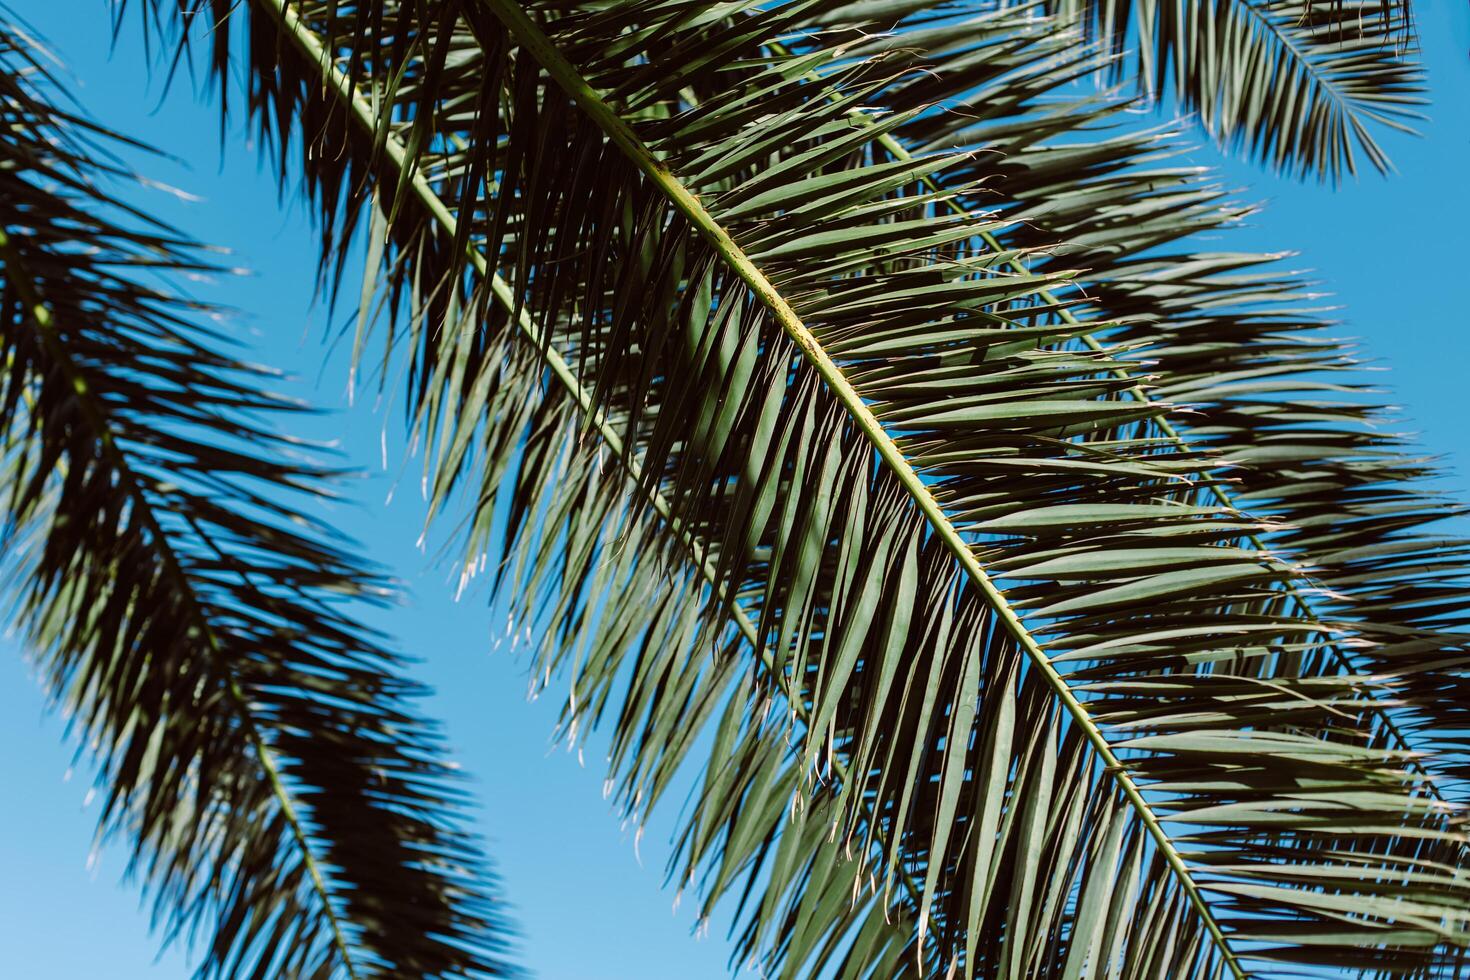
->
140, 0, 1470, 976
1043, 0, 1426, 180
1067, 170, 1470, 777
893, 73, 1470, 796
0, 21, 513, 979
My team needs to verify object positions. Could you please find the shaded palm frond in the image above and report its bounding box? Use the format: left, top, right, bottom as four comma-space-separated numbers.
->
1039, 0, 1426, 180
874, 53, 1470, 799
998, 134, 1470, 786
0, 22, 513, 979
859, 11, 1470, 932
139, 1, 1470, 977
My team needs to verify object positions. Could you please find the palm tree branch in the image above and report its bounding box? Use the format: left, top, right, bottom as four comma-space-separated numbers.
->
1150, 0, 1411, 117
830, 18, 1469, 799
1062, 0, 1425, 179
475, 0, 1245, 970
134, 3, 1470, 973
811, 64, 1442, 795
0, 223, 367, 979
260, 0, 940, 937
0, 26, 511, 974
753, 22, 1445, 808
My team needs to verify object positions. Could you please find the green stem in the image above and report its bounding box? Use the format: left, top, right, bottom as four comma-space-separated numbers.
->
0, 228, 362, 980
475, 3, 1247, 977
256, 0, 934, 939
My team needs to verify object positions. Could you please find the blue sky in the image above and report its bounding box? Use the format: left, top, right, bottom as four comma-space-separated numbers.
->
1, 4, 1467, 978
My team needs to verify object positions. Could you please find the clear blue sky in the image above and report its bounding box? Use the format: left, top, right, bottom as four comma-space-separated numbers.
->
1, 4, 1467, 978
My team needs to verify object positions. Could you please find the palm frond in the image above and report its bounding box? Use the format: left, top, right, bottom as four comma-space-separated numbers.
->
981, 123, 1470, 786
829, 31, 1470, 814
0, 22, 513, 979
855, 21, 1470, 759
1041, 0, 1426, 180
138, 0, 1470, 976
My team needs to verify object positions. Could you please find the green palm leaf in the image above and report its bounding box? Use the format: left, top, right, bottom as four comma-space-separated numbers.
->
909, 81, 1470, 795
0, 21, 513, 979
1045, 0, 1426, 180
139, 0, 1470, 976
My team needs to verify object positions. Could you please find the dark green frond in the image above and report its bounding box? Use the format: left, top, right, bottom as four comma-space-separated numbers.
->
0, 22, 513, 979
1045, 0, 1425, 180
885, 58, 1470, 787
134, 1, 1470, 977
991, 131, 1470, 785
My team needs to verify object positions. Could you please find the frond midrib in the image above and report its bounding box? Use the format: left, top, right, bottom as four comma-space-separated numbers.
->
473, 0, 1246, 974
0, 227, 362, 980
